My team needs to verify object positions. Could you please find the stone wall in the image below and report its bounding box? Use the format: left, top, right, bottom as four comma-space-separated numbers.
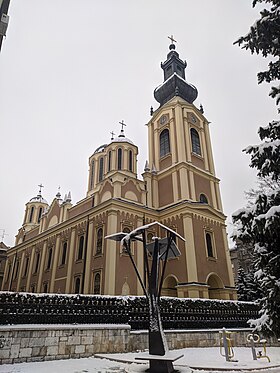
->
129, 328, 254, 351
0, 324, 130, 365
1, 325, 278, 365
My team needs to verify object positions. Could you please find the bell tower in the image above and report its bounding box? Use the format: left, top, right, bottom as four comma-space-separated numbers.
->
22, 185, 49, 232
143, 41, 223, 212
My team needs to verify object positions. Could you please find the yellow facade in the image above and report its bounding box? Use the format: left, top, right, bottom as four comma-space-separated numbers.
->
2, 44, 236, 300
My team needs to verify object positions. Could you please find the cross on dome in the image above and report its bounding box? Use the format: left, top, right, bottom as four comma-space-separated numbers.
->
168, 34, 177, 45
38, 183, 44, 195
119, 120, 126, 137
110, 131, 115, 140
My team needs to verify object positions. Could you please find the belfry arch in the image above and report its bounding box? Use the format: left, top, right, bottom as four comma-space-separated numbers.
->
162, 275, 178, 297
206, 273, 224, 300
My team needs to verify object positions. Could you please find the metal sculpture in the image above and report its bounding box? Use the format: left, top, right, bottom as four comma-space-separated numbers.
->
106, 221, 185, 373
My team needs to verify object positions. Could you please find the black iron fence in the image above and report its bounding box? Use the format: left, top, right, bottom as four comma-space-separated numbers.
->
0, 292, 258, 330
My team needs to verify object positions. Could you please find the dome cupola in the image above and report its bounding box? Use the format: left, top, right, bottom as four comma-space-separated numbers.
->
22, 184, 49, 231
154, 38, 198, 106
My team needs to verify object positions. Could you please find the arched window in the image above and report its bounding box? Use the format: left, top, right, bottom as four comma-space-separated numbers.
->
117, 148, 122, 170
93, 273, 101, 294
147, 233, 154, 243
206, 232, 214, 257
122, 227, 131, 254
46, 248, 52, 270
14, 260, 19, 279
77, 236, 84, 260
43, 282, 48, 293
96, 228, 103, 254
23, 257, 29, 277
34, 252, 40, 273
61, 242, 67, 265
75, 277, 81, 294
29, 206, 34, 223
38, 207, 43, 223
99, 157, 104, 182
108, 151, 112, 172
128, 150, 133, 172
191, 128, 201, 155
160, 129, 170, 157
90, 161, 95, 189
200, 194, 208, 204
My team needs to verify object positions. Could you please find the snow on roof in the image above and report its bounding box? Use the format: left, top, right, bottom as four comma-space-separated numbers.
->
154, 72, 197, 93
29, 195, 48, 205
111, 136, 134, 145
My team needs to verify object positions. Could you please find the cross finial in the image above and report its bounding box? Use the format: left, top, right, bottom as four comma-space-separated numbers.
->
119, 120, 126, 132
38, 183, 44, 195
110, 131, 115, 140
168, 35, 177, 45
0, 229, 8, 242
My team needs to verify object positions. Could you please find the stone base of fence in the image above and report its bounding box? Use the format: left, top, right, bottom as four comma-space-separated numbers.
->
0, 325, 278, 365
0, 324, 130, 365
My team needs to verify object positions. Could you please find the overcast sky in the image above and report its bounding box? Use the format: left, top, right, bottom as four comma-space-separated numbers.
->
0, 0, 277, 247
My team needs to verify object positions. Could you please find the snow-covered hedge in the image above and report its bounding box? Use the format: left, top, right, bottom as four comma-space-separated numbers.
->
0, 292, 258, 330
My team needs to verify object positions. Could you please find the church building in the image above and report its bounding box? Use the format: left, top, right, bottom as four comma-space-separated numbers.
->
2, 42, 236, 300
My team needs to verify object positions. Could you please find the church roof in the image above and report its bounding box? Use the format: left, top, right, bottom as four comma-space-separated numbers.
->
154, 43, 198, 106
29, 194, 48, 205
111, 134, 134, 145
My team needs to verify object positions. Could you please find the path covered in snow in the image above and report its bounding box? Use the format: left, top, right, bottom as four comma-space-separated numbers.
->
0, 347, 280, 373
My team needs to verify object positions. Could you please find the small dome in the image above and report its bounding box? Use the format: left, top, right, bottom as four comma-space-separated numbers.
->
94, 144, 108, 154
29, 194, 48, 205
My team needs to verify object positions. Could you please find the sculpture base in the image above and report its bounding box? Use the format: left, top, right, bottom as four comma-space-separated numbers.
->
135, 352, 183, 373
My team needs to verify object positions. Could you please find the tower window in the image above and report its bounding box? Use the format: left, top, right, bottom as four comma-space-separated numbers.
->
108, 151, 112, 172
191, 128, 201, 155
206, 232, 214, 258
117, 148, 122, 170
74, 277, 81, 294
96, 228, 103, 254
160, 129, 170, 158
128, 150, 133, 172
99, 157, 104, 182
200, 194, 208, 204
29, 206, 34, 223
77, 236, 84, 260
93, 272, 101, 294
38, 207, 43, 223
90, 161, 95, 189
61, 242, 67, 265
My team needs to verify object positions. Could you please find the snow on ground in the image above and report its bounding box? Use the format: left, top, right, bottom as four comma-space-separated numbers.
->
0, 347, 280, 373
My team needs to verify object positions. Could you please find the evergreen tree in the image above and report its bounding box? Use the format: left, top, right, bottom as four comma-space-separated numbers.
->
234, 0, 280, 106
233, 0, 280, 337
236, 254, 263, 302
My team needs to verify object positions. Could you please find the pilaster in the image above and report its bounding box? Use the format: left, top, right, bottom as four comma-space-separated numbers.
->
83, 220, 94, 294
16, 254, 25, 291
182, 214, 198, 283
136, 216, 144, 295
210, 180, 218, 209
50, 234, 61, 292
65, 228, 76, 293
37, 241, 47, 292
104, 210, 118, 295
26, 247, 35, 291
